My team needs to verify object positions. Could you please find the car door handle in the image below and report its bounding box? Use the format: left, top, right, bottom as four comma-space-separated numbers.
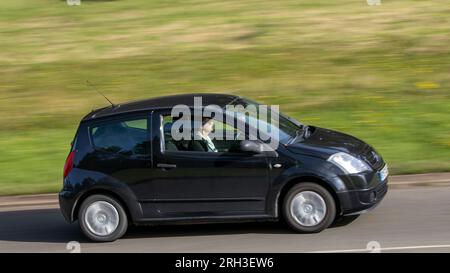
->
157, 163, 177, 169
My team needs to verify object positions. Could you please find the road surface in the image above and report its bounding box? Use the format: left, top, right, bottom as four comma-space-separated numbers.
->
1, 182, 450, 252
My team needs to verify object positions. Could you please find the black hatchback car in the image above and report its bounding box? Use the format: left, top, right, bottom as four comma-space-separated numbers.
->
59, 93, 388, 242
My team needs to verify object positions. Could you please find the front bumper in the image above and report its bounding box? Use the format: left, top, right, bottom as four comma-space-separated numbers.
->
336, 165, 389, 215
337, 180, 388, 215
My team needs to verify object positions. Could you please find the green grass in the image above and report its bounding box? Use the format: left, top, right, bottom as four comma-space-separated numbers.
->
0, 0, 449, 195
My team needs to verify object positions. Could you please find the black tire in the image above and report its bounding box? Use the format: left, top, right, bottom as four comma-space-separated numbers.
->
78, 194, 128, 242
282, 183, 336, 233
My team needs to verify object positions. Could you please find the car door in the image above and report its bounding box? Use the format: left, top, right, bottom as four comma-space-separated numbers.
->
146, 109, 272, 218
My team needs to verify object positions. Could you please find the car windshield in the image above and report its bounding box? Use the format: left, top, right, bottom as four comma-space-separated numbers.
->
225, 98, 303, 145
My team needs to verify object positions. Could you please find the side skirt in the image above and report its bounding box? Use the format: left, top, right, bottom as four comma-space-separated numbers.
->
132, 215, 277, 226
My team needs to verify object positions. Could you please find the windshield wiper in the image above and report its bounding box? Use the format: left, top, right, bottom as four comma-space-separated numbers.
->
288, 125, 309, 145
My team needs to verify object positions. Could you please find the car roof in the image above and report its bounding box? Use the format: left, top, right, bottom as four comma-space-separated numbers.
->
82, 93, 239, 121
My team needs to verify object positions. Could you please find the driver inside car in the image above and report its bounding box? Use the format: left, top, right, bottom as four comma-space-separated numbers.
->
190, 117, 218, 152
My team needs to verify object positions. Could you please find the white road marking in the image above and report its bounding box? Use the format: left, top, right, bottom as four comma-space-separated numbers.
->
310, 244, 450, 253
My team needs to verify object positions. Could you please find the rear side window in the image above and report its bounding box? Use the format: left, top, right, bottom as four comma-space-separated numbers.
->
90, 118, 149, 156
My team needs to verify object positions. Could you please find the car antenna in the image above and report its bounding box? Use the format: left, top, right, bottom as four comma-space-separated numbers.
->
86, 80, 116, 108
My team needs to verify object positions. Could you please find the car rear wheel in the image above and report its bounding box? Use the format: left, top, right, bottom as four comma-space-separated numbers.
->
283, 183, 336, 233
78, 194, 128, 242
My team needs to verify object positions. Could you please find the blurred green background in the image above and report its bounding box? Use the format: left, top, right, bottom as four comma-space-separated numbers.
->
0, 0, 449, 195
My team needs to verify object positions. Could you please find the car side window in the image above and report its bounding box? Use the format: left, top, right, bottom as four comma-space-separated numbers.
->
160, 114, 244, 153
161, 115, 181, 152
90, 118, 149, 156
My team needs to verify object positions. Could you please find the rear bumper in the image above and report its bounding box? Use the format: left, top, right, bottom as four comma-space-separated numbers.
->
59, 190, 77, 223
337, 179, 388, 215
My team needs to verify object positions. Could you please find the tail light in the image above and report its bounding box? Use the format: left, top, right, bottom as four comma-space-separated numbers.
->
63, 151, 75, 179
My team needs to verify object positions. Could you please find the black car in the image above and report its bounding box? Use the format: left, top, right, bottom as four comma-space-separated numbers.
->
59, 93, 388, 242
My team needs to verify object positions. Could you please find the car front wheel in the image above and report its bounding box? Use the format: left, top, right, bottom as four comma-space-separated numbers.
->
283, 183, 336, 233
78, 194, 128, 242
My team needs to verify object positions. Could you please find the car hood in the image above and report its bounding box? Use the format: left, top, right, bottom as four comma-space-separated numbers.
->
286, 127, 383, 169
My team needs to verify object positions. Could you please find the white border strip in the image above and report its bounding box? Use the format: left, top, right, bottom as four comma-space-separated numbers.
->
310, 244, 450, 253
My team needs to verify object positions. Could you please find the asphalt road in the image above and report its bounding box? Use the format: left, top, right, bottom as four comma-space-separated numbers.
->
1, 185, 450, 253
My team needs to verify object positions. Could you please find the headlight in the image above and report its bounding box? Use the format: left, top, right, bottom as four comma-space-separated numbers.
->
327, 152, 371, 174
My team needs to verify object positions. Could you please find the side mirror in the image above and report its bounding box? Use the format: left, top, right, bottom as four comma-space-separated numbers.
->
240, 140, 278, 157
